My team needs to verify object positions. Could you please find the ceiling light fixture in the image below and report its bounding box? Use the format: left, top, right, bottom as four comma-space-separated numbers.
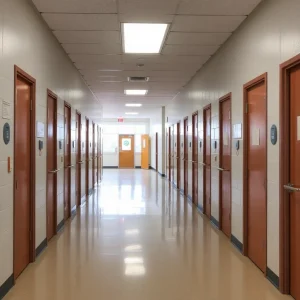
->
125, 103, 142, 107
125, 112, 139, 115
125, 90, 148, 96
122, 23, 169, 54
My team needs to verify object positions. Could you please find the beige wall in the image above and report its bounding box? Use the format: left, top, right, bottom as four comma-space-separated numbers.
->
0, 0, 100, 287
155, 0, 300, 277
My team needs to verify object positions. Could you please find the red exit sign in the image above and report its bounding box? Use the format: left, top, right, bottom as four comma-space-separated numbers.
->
118, 118, 124, 123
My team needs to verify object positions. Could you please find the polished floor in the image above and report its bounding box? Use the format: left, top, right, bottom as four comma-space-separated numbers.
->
6, 170, 291, 300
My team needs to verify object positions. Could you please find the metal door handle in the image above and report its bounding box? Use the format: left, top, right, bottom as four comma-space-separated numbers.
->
198, 162, 206, 166
216, 167, 230, 172
78, 161, 84, 164
284, 183, 300, 192
48, 169, 59, 174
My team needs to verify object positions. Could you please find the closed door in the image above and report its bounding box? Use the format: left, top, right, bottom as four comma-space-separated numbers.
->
204, 108, 211, 217
76, 112, 81, 207
246, 80, 267, 272
93, 123, 97, 186
47, 93, 57, 241
184, 118, 188, 196
177, 123, 181, 188
64, 105, 71, 220
168, 127, 171, 180
220, 97, 231, 238
141, 134, 150, 169
119, 135, 135, 168
192, 113, 198, 205
97, 126, 101, 183
171, 125, 175, 182
288, 64, 300, 299
156, 132, 158, 171
14, 74, 34, 279
89, 122, 93, 190
86, 118, 89, 196
81, 121, 86, 199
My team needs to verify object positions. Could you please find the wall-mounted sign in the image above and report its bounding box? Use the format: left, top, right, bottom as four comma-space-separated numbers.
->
118, 118, 124, 123
2, 101, 11, 119
36, 122, 45, 138
233, 123, 242, 139
3, 123, 10, 145
271, 125, 278, 145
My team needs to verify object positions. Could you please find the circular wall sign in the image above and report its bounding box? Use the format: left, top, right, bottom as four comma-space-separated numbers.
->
3, 123, 10, 145
124, 140, 130, 146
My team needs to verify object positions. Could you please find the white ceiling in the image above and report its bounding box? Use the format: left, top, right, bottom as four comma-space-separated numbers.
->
32, 0, 262, 118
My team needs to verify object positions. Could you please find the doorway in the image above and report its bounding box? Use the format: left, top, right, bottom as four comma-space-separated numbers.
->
86, 118, 89, 196
141, 134, 150, 169
47, 90, 57, 241
168, 127, 171, 180
97, 125, 101, 183
76, 111, 81, 207
171, 125, 175, 183
203, 106, 211, 217
64, 103, 71, 220
176, 123, 181, 188
14, 66, 36, 279
280, 54, 300, 298
155, 132, 158, 171
192, 112, 198, 206
184, 117, 188, 196
219, 94, 232, 238
92, 122, 97, 187
243, 73, 267, 273
119, 135, 135, 168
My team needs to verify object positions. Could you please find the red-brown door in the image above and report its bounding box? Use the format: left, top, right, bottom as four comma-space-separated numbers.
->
92, 122, 95, 186
64, 104, 71, 220
287, 64, 300, 299
220, 96, 231, 238
76, 112, 81, 207
192, 113, 198, 205
168, 127, 171, 180
204, 107, 211, 217
47, 92, 57, 241
184, 118, 188, 196
86, 118, 89, 196
246, 78, 267, 272
14, 72, 35, 279
97, 126, 101, 183
177, 123, 181, 188
171, 125, 175, 183
156, 132, 158, 171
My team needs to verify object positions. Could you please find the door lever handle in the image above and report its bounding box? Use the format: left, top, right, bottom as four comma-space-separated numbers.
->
48, 169, 59, 174
284, 183, 300, 192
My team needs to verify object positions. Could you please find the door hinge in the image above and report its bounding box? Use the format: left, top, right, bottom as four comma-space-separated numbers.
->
245, 103, 249, 114
30, 99, 33, 111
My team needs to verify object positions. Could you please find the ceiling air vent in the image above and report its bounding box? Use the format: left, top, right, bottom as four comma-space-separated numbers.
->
128, 76, 149, 82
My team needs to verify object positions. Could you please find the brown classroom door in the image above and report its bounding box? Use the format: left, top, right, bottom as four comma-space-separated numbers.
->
184, 118, 188, 196
14, 69, 35, 279
171, 125, 175, 182
245, 77, 267, 273
86, 118, 89, 196
192, 113, 198, 206
156, 132, 158, 171
89, 122, 93, 190
47, 91, 57, 241
287, 64, 300, 299
76, 112, 81, 207
177, 122, 181, 188
97, 126, 101, 183
168, 127, 171, 180
119, 135, 135, 168
204, 107, 211, 217
92, 123, 97, 186
64, 104, 71, 220
220, 96, 232, 238
141, 134, 150, 169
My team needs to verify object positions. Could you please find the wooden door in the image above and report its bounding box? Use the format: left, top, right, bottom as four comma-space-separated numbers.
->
204, 107, 211, 217
171, 125, 175, 183
47, 92, 57, 241
141, 134, 150, 169
92, 122, 97, 186
64, 104, 71, 220
168, 127, 171, 180
97, 126, 101, 183
119, 135, 135, 168
286, 64, 300, 298
220, 96, 231, 238
86, 118, 89, 196
245, 77, 267, 273
184, 118, 188, 196
14, 69, 35, 279
192, 113, 198, 205
89, 121, 93, 191
155, 132, 158, 171
177, 123, 181, 188
76, 112, 81, 207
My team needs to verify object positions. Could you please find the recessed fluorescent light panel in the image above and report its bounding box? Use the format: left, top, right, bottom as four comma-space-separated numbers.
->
125, 90, 148, 96
123, 23, 169, 54
125, 112, 139, 115
125, 103, 142, 107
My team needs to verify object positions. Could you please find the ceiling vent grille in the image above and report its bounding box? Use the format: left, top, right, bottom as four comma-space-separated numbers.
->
128, 76, 149, 82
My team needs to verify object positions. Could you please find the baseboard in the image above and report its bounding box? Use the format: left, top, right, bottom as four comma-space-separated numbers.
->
88, 188, 93, 195
187, 194, 192, 202
158, 171, 165, 177
80, 195, 86, 206
149, 166, 156, 170
211, 216, 220, 229
180, 188, 184, 195
103, 166, 118, 169
135, 166, 141, 169
231, 234, 243, 253
35, 238, 47, 258
57, 219, 65, 233
71, 205, 77, 217
197, 204, 203, 214
266, 267, 279, 289
0, 274, 14, 299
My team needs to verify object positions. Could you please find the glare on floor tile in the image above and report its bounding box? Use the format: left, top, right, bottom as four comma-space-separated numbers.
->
125, 264, 146, 276
124, 257, 144, 264
125, 229, 139, 235
124, 244, 143, 252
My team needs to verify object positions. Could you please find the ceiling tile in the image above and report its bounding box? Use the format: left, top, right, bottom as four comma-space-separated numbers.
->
166, 32, 231, 45
42, 13, 119, 30
171, 16, 246, 32
62, 43, 122, 55
162, 45, 218, 55
119, 13, 174, 23
32, 0, 117, 13
69, 54, 122, 63
177, 0, 262, 16
53, 31, 121, 44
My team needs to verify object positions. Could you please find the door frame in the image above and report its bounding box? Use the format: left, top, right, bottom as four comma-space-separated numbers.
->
177, 122, 181, 188
203, 104, 211, 216
219, 93, 232, 233
13, 66, 36, 274
279, 54, 300, 293
184, 116, 188, 196
168, 126, 171, 180
92, 122, 95, 186
192, 111, 198, 205
155, 132, 158, 171
86, 117, 89, 196
46, 89, 58, 238
76, 110, 81, 207
242, 73, 268, 273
